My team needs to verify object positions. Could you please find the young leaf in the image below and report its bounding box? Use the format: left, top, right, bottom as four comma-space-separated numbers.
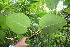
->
38, 14, 66, 34
6, 13, 31, 34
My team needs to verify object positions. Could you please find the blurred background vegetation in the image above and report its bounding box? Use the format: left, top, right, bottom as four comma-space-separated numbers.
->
0, 0, 70, 47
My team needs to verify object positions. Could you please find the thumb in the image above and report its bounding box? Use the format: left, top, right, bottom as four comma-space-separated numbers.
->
24, 44, 29, 47
20, 37, 28, 43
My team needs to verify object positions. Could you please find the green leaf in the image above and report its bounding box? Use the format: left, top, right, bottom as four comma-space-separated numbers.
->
17, 34, 24, 40
46, 0, 60, 9
0, 30, 5, 39
6, 13, 31, 34
64, 7, 70, 14
18, 0, 25, 2
0, 39, 4, 44
63, 0, 70, 5
38, 14, 66, 34
26, 40, 30, 44
1, 16, 9, 30
1, 22, 9, 30
0, 14, 6, 26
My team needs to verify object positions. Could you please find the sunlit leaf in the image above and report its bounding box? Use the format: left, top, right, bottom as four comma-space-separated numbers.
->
39, 14, 66, 34
6, 13, 31, 34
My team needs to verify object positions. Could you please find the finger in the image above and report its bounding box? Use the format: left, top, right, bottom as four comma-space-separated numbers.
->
26, 44, 29, 47
20, 37, 28, 43
25, 44, 29, 47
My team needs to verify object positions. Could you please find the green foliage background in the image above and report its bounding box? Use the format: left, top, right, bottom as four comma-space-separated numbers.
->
0, 0, 70, 47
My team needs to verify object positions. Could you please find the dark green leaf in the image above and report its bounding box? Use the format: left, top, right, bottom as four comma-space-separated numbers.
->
17, 34, 24, 40
64, 0, 70, 5
0, 30, 5, 39
0, 14, 6, 26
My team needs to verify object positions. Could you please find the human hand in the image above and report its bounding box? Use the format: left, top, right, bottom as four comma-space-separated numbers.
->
14, 37, 29, 47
